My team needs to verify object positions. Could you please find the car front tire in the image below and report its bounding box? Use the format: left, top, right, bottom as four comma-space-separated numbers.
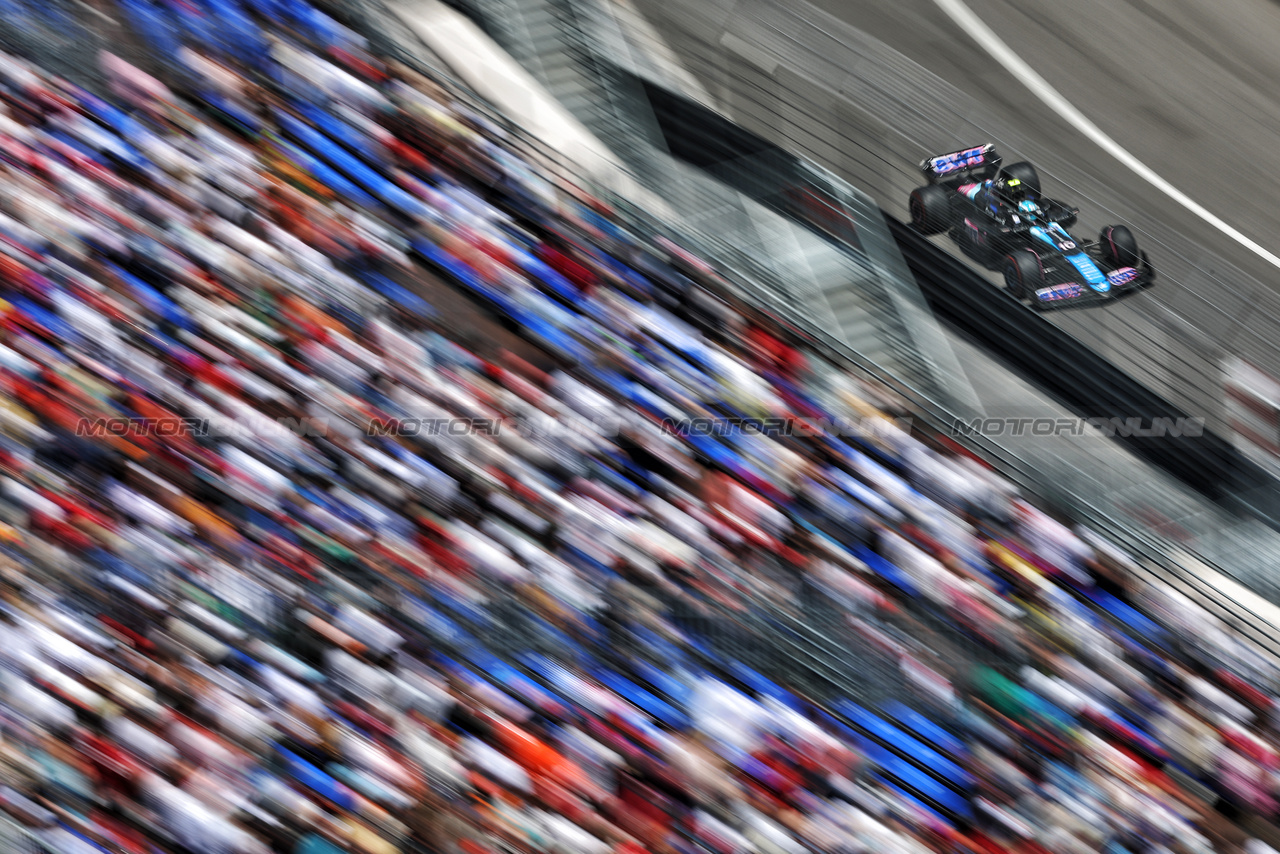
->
1100, 225, 1140, 268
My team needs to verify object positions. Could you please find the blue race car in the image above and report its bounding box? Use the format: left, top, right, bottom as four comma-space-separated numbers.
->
908, 144, 1154, 309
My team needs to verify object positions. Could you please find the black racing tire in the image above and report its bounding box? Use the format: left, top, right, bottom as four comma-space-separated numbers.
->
1003, 249, 1044, 300
909, 185, 952, 235
998, 161, 1041, 197
1099, 225, 1140, 268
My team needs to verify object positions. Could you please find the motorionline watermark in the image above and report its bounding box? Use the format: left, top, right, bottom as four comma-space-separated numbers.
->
658, 416, 913, 438
75, 415, 1206, 443
73, 414, 915, 441
364, 415, 915, 439
72, 414, 641, 441
950, 416, 1207, 439
77, 416, 334, 440
76, 415, 532, 440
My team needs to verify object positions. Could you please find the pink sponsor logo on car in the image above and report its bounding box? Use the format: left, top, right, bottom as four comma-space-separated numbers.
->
930, 146, 987, 174
1035, 283, 1086, 302
1107, 267, 1140, 286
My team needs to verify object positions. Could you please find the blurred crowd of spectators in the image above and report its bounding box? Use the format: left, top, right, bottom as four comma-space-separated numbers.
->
0, 2, 1277, 854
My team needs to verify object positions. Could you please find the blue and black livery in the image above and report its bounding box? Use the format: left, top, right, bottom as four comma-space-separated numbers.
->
908, 144, 1154, 309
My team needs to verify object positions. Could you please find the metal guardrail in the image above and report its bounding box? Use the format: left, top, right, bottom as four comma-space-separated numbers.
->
0, 0, 110, 92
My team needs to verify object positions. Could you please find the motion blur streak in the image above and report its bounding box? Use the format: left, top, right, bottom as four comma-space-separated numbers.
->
931, 0, 1280, 270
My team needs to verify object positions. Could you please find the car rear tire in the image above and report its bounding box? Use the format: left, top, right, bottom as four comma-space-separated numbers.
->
1100, 225, 1139, 268
999, 161, 1041, 197
909, 185, 952, 235
1003, 249, 1044, 300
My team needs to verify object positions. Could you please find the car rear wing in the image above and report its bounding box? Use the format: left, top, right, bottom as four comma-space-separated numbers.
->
921, 144, 1001, 183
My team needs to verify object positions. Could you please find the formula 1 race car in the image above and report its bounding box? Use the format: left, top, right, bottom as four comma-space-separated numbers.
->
908, 144, 1154, 308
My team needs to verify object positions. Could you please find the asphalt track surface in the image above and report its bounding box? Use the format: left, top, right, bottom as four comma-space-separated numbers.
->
629, 0, 1280, 435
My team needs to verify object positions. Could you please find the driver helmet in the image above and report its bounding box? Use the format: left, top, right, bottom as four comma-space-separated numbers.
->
999, 176, 1031, 203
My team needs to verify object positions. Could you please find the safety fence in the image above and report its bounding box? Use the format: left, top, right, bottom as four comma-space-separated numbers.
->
10, 0, 1280, 711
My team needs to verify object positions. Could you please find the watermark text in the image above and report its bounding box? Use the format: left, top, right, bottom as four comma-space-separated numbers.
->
949, 416, 1206, 439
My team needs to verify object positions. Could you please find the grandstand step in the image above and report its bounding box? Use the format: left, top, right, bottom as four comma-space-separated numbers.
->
542, 64, 589, 89
822, 286, 870, 311
558, 91, 604, 116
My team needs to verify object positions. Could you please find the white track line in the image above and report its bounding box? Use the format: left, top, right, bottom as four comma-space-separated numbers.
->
931, 0, 1280, 270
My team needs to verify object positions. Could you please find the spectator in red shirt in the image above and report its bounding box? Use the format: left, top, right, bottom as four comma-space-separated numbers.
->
539, 237, 598, 299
